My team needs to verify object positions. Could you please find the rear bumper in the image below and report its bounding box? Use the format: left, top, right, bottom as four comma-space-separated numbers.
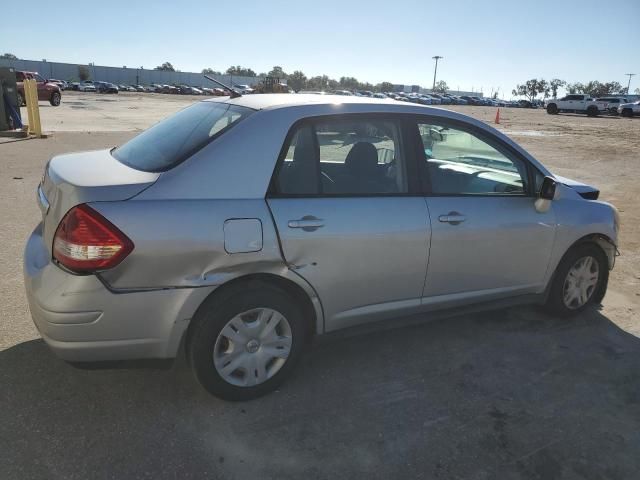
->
23, 224, 213, 362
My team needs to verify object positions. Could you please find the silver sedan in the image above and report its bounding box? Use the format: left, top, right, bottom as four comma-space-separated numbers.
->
24, 94, 619, 400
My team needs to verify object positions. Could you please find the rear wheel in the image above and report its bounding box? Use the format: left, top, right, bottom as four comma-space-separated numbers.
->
546, 244, 608, 317
546, 103, 558, 114
188, 283, 308, 401
49, 92, 61, 106
586, 106, 599, 117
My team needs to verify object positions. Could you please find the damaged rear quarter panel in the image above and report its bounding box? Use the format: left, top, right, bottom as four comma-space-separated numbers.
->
92, 199, 285, 290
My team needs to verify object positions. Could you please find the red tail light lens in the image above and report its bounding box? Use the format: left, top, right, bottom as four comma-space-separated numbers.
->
53, 204, 134, 273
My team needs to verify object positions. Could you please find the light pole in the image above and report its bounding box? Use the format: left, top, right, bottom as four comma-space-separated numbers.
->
624, 73, 636, 94
432, 56, 443, 91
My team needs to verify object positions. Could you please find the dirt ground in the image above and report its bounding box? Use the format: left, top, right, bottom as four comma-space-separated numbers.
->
1, 93, 639, 479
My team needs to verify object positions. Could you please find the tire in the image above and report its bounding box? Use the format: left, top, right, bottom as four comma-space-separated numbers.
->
545, 244, 609, 317
586, 106, 599, 117
49, 92, 61, 106
16, 92, 24, 107
546, 104, 558, 114
188, 283, 309, 401
621, 109, 633, 118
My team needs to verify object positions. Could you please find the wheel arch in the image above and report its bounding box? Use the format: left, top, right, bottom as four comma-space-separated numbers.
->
183, 272, 322, 361
544, 233, 616, 300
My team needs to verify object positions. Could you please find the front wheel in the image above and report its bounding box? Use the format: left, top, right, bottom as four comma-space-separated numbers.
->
49, 92, 61, 106
621, 109, 633, 118
188, 284, 309, 401
586, 106, 599, 117
546, 104, 558, 114
546, 244, 608, 317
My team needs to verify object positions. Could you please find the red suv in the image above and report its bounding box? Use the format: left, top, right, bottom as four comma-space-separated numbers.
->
15, 71, 62, 106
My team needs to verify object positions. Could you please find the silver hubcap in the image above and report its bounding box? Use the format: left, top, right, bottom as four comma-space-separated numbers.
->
213, 308, 292, 387
563, 256, 599, 309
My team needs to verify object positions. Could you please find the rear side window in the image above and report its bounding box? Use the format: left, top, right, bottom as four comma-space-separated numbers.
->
112, 102, 254, 172
273, 117, 408, 196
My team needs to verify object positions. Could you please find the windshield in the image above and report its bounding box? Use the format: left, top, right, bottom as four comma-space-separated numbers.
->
112, 102, 254, 172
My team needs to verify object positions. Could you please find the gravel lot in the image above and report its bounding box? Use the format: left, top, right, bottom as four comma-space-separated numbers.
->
1, 92, 639, 479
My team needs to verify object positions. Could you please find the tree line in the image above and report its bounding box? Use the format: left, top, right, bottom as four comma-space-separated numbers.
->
512, 78, 636, 102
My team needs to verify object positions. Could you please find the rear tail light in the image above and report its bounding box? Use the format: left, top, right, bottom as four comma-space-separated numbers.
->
53, 204, 134, 273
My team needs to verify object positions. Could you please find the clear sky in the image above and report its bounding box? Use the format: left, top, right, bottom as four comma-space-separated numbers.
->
2, 0, 638, 97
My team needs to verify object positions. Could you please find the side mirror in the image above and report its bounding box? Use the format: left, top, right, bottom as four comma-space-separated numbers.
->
429, 128, 444, 142
539, 176, 557, 200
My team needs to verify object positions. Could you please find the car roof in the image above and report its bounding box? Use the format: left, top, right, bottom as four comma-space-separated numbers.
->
207, 93, 425, 111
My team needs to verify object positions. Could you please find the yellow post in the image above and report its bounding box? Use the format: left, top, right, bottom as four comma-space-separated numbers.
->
24, 79, 43, 137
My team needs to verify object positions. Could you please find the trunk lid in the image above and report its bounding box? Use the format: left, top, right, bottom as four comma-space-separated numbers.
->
39, 149, 159, 255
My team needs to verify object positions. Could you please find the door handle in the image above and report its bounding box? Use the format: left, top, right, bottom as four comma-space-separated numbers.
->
288, 216, 324, 231
438, 212, 466, 225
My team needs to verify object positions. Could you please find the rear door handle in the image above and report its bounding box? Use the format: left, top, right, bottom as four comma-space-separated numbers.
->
288, 217, 324, 231
438, 212, 466, 225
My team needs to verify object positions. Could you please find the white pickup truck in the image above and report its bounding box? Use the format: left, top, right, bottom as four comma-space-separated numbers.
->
545, 94, 607, 116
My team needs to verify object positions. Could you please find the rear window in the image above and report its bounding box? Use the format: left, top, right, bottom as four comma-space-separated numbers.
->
112, 102, 254, 172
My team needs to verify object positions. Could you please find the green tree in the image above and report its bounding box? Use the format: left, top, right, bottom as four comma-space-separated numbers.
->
202, 68, 221, 75
433, 80, 449, 94
78, 65, 90, 81
635, 87, 640, 94
566, 81, 625, 96
307, 75, 331, 90
512, 79, 548, 102
155, 62, 176, 71
226, 65, 256, 76
287, 70, 307, 92
339, 76, 359, 90
0, 53, 18, 60
378, 82, 394, 92
566, 82, 583, 94
358, 81, 375, 92
267, 66, 287, 79
549, 79, 566, 98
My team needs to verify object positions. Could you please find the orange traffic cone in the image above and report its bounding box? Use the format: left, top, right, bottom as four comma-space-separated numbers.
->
495, 108, 500, 124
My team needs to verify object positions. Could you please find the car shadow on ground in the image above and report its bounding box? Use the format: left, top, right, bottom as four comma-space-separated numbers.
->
2, 306, 639, 480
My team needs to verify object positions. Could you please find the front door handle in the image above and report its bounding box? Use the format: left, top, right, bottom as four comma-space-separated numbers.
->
438, 212, 466, 225
288, 216, 324, 231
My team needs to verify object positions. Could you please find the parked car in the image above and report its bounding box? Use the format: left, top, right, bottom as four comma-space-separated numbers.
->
233, 84, 254, 94
48, 78, 66, 90
15, 71, 62, 106
94, 81, 119, 94
460, 95, 482, 106
595, 97, 629, 115
332, 90, 353, 96
517, 100, 536, 108
158, 85, 180, 94
24, 94, 619, 401
617, 100, 640, 117
428, 93, 450, 105
545, 94, 607, 117
78, 81, 97, 92
449, 95, 468, 105
422, 94, 441, 105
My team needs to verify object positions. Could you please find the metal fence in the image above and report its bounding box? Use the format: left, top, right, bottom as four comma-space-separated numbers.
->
0, 58, 264, 88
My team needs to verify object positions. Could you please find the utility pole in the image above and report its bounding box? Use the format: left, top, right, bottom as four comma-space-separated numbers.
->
432, 56, 443, 91
624, 73, 636, 94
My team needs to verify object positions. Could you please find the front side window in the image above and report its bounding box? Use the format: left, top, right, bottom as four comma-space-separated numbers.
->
274, 117, 408, 195
417, 123, 528, 195
112, 102, 254, 172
